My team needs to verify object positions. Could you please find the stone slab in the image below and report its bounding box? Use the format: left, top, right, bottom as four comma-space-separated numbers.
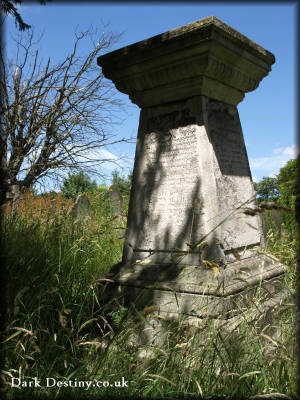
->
69, 194, 91, 218
109, 254, 287, 297
107, 185, 123, 216
127, 287, 295, 347
102, 255, 287, 320
98, 16, 275, 107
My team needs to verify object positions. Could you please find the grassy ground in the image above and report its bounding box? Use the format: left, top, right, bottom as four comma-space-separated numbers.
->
1, 194, 298, 399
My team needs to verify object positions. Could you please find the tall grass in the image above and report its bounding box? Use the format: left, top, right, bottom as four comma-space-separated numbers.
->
1, 191, 125, 398
1, 193, 298, 399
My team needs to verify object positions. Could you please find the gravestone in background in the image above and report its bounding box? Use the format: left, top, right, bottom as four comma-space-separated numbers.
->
97, 16, 288, 323
50, 197, 57, 214
107, 185, 123, 216
69, 194, 91, 219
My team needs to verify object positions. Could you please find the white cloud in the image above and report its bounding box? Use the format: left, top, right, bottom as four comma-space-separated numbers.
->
77, 148, 132, 171
272, 145, 297, 157
249, 144, 298, 179
97, 149, 123, 163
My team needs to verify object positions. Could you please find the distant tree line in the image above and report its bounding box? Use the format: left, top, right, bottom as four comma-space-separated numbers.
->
57, 169, 132, 200
254, 155, 299, 226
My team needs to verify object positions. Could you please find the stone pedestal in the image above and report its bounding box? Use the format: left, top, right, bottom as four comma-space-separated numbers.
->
97, 16, 287, 322
121, 96, 263, 267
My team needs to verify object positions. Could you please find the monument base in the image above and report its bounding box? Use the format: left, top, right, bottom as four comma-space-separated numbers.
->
99, 253, 287, 322
126, 286, 294, 349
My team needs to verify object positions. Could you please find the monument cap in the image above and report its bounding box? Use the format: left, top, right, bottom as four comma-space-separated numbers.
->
97, 16, 275, 107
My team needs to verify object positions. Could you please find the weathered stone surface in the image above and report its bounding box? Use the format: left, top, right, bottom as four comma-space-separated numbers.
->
50, 198, 57, 214
122, 96, 262, 266
126, 286, 295, 347
69, 194, 91, 218
98, 16, 275, 107
97, 17, 286, 325
110, 254, 286, 296
107, 185, 123, 216
102, 254, 287, 319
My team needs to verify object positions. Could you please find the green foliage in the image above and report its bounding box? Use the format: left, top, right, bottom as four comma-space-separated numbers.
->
277, 155, 299, 191
254, 156, 299, 235
108, 306, 128, 329
254, 176, 280, 203
111, 169, 132, 196
40, 190, 58, 198
277, 156, 299, 231
277, 155, 299, 208
98, 182, 108, 192
61, 172, 97, 199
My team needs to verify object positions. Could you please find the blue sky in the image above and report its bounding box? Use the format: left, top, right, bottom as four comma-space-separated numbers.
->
4, 2, 298, 186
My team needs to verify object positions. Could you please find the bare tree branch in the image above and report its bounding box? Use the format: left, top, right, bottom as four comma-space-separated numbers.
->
0, 27, 131, 198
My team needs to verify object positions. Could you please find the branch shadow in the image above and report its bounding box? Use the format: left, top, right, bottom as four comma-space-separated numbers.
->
100, 99, 225, 326
98, 97, 267, 347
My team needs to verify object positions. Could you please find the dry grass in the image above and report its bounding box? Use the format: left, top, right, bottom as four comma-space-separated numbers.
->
1, 193, 298, 399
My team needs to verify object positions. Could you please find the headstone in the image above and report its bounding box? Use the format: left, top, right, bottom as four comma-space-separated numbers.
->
271, 208, 282, 239
97, 17, 288, 324
50, 197, 57, 214
69, 194, 91, 219
107, 185, 123, 216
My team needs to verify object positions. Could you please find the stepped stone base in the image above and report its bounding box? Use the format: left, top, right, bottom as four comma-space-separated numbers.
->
100, 254, 287, 321
131, 286, 294, 349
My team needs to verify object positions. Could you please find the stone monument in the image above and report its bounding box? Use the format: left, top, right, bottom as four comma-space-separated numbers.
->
97, 16, 287, 322
69, 194, 91, 219
107, 185, 123, 216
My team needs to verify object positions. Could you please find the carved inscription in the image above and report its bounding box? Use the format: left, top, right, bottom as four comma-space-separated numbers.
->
125, 97, 262, 264
140, 111, 202, 250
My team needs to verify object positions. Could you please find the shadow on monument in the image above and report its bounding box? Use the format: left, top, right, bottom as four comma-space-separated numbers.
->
98, 105, 229, 336
95, 117, 287, 357
205, 98, 252, 178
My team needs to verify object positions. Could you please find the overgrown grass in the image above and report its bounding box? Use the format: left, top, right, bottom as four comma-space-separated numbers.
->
1, 195, 298, 399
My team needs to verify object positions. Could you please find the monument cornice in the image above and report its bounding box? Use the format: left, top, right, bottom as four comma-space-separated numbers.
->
97, 16, 275, 107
